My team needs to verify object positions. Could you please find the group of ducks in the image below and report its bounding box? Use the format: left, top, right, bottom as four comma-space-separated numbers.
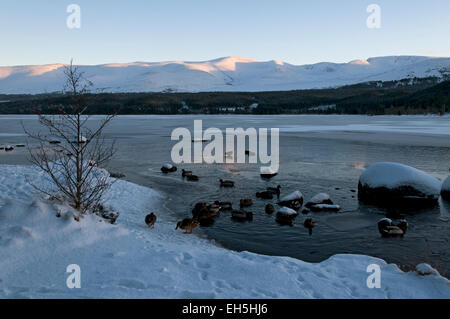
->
155, 163, 409, 237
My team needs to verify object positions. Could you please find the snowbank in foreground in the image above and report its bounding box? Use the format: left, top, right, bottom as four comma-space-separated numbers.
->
0, 165, 448, 299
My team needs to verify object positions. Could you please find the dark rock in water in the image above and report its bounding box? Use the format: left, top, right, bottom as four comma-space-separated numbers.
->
15, 144, 25, 147
358, 162, 441, 208
441, 176, 450, 201
232, 209, 253, 221
265, 204, 275, 214
278, 191, 303, 210
4, 145, 14, 152
49, 140, 61, 144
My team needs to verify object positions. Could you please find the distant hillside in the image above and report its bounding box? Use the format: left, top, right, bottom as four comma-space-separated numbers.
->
0, 78, 448, 115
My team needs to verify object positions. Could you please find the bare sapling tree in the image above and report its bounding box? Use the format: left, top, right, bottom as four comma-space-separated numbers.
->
24, 60, 116, 213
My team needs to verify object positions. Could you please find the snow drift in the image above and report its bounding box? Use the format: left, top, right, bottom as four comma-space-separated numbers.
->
0, 164, 449, 298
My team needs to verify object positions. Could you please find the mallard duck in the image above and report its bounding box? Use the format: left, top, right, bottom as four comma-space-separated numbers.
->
145, 213, 157, 228
267, 185, 281, 198
176, 218, 200, 234
192, 202, 219, 220
214, 201, 233, 211
187, 175, 199, 181
231, 209, 253, 221
161, 163, 177, 173
265, 204, 275, 214
207, 203, 220, 215
256, 191, 274, 199
181, 169, 192, 177
303, 218, 316, 229
220, 179, 234, 187
240, 199, 253, 207
303, 218, 316, 235
378, 218, 408, 237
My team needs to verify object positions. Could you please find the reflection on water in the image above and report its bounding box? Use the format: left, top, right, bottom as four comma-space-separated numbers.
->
1, 115, 450, 275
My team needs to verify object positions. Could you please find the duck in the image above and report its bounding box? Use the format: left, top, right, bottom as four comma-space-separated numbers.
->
256, 191, 274, 199
303, 218, 316, 229
378, 218, 408, 237
220, 179, 235, 187
303, 218, 316, 235
231, 209, 253, 221
267, 185, 281, 198
265, 204, 275, 214
181, 169, 193, 177
186, 175, 199, 181
240, 199, 253, 208
176, 218, 200, 234
192, 202, 219, 220
207, 203, 220, 215
145, 213, 157, 228
161, 163, 177, 173
214, 201, 233, 211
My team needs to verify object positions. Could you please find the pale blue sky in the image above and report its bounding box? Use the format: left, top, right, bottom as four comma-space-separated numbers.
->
1, 0, 449, 66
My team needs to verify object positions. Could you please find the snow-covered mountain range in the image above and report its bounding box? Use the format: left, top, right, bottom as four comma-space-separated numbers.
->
1, 56, 450, 94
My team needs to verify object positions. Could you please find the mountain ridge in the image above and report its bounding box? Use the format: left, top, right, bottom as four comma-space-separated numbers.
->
1, 55, 450, 94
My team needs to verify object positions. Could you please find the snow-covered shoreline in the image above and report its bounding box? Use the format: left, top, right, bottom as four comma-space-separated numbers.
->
0, 164, 448, 298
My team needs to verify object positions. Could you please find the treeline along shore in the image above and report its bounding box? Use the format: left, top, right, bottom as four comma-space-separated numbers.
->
0, 77, 449, 115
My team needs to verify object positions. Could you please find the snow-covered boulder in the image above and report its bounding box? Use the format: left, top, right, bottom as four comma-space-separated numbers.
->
276, 206, 298, 225
278, 190, 303, 210
416, 263, 440, 276
441, 176, 450, 201
260, 166, 277, 178
358, 162, 441, 207
310, 204, 341, 212
161, 163, 177, 173
305, 193, 334, 209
